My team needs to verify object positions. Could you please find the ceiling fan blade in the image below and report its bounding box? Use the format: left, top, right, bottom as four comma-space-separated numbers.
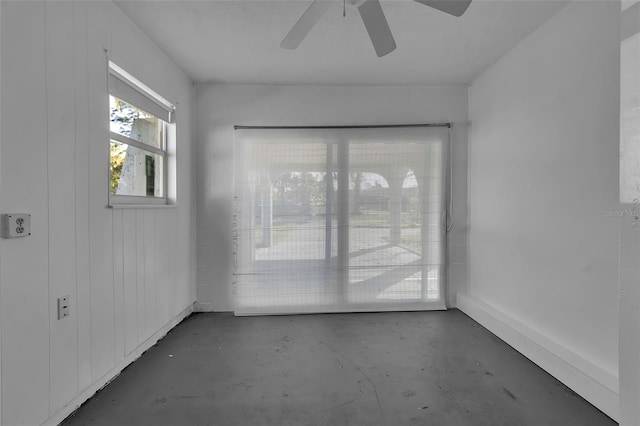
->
414, 0, 472, 17
358, 0, 396, 57
281, 0, 332, 49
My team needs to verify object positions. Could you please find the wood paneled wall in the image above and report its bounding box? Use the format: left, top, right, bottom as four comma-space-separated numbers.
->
0, 2, 196, 425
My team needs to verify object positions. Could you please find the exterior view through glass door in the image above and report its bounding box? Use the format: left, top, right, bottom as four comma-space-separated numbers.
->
234, 125, 449, 315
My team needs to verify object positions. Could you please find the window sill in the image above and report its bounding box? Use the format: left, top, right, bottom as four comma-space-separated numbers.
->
108, 195, 174, 208
109, 204, 177, 209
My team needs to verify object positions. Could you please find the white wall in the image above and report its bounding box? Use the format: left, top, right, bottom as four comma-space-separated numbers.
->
194, 84, 469, 312
619, 5, 640, 424
619, 214, 640, 426
0, 2, 196, 425
463, 1, 620, 420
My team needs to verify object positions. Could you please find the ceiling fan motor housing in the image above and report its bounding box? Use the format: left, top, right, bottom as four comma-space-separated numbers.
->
346, 0, 368, 7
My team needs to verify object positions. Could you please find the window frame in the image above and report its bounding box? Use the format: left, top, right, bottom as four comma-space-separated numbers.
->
107, 61, 175, 207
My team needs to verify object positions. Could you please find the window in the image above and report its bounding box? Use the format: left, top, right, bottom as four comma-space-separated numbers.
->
233, 125, 449, 315
108, 61, 175, 206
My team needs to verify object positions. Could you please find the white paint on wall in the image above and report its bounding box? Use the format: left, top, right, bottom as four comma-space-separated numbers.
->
1, 4, 50, 424
466, 1, 620, 420
619, 215, 640, 425
0, 2, 3, 421
194, 84, 469, 311
0, 2, 196, 425
619, 6, 640, 422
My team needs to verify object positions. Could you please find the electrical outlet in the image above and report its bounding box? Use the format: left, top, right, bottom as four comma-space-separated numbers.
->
0, 213, 31, 238
57, 296, 70, 320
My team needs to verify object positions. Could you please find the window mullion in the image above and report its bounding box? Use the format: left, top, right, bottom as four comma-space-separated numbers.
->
110, 131, 166, 157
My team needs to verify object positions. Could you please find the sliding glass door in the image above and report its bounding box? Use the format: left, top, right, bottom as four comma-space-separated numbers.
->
234, 126, 449, 315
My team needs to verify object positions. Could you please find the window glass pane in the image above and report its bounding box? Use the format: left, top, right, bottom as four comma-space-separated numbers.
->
109, 95, 164, 150
110, 140, 164, 197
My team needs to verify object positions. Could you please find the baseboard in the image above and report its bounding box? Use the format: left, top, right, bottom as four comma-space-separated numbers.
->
42, 304, 194, 426
457, 293, 619, 422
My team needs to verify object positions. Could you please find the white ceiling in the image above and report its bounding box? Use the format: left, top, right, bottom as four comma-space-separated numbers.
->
115, 0, 568, 85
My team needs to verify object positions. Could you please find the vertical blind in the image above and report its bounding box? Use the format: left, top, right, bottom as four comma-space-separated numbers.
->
233, 125, 450, 315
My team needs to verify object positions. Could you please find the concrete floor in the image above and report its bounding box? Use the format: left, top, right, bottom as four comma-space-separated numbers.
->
62, 310, 616, 426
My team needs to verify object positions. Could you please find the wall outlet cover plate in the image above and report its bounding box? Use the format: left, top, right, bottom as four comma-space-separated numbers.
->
0, 213, 31, 238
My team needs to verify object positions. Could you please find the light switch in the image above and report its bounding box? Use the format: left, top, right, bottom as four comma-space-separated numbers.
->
57, 296, 70, 320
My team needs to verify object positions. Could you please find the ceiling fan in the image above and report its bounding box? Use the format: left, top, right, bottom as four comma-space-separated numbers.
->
281, 0, 472, 57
